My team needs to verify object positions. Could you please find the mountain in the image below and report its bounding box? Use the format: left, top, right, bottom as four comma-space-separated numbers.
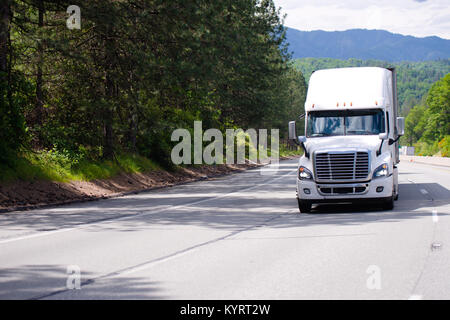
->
285, 28, 450, 62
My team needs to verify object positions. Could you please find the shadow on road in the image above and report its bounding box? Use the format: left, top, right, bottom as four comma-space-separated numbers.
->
0, 160, 449, 233
0, 264, 166, 300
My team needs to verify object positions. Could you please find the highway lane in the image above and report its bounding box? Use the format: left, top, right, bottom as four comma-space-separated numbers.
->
0, 159, 449, 299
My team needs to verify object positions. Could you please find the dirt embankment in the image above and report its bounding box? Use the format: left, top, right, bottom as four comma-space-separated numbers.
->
0, 156, 298, 213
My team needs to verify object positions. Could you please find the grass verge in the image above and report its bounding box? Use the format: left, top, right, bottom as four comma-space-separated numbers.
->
0, 151, 160, 183
1, 142, 301, 184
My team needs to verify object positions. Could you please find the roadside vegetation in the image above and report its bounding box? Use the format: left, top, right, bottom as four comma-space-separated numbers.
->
404, 74, 450, 156
0, 151, 160, 183
0, 0, 306, 183
0, 144, 300, 183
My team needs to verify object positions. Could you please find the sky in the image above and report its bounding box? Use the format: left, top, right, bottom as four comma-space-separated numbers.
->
272, 0, 450, 39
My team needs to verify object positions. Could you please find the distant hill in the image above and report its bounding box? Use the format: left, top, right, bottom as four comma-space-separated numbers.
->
286, 28, 450, 62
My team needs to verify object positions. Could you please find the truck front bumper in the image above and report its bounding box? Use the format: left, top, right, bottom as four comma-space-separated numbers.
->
297, 175, 393, 202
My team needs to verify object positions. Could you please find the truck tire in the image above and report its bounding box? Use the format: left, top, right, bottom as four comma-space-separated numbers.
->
297, 199, 312, 213
382, 196, 394, 210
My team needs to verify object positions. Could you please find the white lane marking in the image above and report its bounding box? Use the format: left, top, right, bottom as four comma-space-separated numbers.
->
432, 210, 438, 223
408, 295, 423, 300
0, 226, 82, 245
118, 248, 199, 276
0, 166, 297, 245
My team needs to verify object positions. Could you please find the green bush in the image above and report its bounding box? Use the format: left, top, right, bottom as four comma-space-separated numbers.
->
413, 135, 450, 157
438, 135, 450, 157
414, 140, 439, 156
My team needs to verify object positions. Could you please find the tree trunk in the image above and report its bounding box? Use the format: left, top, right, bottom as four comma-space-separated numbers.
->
1, 0, 12, 109
103, 69, 115, 159
0, 0, 10, 73
36, 0, 44, 121
129, 72, 137, 153
130, 108, 137, 153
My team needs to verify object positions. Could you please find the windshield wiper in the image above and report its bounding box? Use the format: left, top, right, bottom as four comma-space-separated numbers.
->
311, 133, 335, 137
346, 131, 377, 135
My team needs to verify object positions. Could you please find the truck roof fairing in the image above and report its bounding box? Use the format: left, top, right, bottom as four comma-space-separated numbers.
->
305, 67, 394, 112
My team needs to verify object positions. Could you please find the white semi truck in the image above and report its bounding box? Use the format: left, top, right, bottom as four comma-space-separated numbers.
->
288, 67, 405, 213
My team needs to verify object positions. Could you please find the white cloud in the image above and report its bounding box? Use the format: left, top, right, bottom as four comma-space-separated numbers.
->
274, 0, 450, 39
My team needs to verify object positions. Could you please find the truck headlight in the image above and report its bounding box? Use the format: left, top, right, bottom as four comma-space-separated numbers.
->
373, 163, 388, 178
299, 166, 313, 180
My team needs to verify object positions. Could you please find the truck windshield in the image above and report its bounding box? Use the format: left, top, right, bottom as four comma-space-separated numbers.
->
307, 109, 385, 137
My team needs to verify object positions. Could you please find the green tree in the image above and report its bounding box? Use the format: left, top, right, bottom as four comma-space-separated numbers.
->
423, 73, 450, 142
404, 104, 426, 145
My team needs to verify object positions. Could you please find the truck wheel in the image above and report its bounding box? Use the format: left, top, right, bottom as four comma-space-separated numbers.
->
382, 196, 394, 210
297, 199, 312, 213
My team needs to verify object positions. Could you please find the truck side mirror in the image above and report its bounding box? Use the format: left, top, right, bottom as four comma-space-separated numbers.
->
396, 117, 405, 136
288, 121, 297, 140
288, 121, 309, 158
378, 133, 388, 140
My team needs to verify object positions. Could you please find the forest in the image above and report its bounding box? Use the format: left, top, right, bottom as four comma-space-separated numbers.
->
0, 0, 306, 182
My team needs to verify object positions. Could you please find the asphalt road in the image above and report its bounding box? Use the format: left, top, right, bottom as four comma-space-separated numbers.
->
0, 159, 449, 300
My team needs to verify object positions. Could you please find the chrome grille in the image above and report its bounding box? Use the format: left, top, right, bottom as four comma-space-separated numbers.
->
314, 151, 369, 182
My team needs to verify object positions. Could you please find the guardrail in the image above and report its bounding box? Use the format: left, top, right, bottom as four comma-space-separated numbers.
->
400, 155, 450, 167
280, 139, 299, 151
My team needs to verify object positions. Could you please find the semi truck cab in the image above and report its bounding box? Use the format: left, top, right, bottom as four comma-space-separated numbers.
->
288, 67, 405, 213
